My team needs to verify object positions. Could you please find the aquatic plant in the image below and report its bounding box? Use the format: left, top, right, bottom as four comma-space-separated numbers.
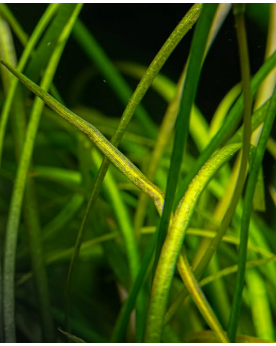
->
0, 3, 275, 343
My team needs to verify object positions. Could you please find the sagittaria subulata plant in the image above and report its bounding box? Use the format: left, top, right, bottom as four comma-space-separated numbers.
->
0, 3, 276, 343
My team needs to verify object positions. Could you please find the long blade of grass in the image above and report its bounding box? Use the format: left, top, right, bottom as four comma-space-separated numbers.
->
91, 149, 140, 285
177, 249, 229, 342
1, 5, 82, 342
144, 142, 241, 342
1, 60, 165, 213
23, 179, 56, 341
187, 5, 253, 332
0, 12, 56, 342
200, 256, 276, 288
0, 3, 59, 171
111, 229, 159, 342
152, 3, 218, 286
164, 180, 276, 325
227, 30, 276, 345
175, 47, 276, 207
90, 148, 146, 340
250, 5, 276, 212
246, 270, 274, 341
24, 5, 77, 86
0, 4, 28, 46
209, 83, 241, 138
114, 61, 210, 151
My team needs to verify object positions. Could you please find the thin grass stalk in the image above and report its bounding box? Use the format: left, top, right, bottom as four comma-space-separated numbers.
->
200, 256, 276, 288
23, 179, 56, 341
246, 270, 274, 340
249, 5, 276, 212
0, 3, 59, 171
0, 4, 28, 46
0, 61, 165, 214
91, 149, 140, 280
251, 3, 276, 143
134, 3, 230, 238
174, 47, 276, 207
0, 14, 55, 342
133, 66, 187, 237
209, 83, 241, 138
144, 143, 241, 342
177, 249, 229, 342
111, 230, 159, 342
182, 0, 253, 303
152, 3, 218, 285
227, 18, 276, 345
2, 5, 82, 341
91, 149, 147, 341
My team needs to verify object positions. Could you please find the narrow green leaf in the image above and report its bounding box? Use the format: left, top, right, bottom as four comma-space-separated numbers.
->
0, 12, 56, 342
175, 47, 276, 207
153, 3, 218, 286
1, 60, 165, 213
0, 4, 28, 46
246, 270, 275, 340
0, 3, 59, 170
24, 4, 75, 85
177, 249, 229, 342
58, 328, 86, 343
226, 4, 252, 341
2, 4, 82, 341
227, 45, 276, 344
144, 143, 241, 342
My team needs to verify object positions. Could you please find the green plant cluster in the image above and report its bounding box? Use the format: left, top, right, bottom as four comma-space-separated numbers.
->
0, 3, 276, 343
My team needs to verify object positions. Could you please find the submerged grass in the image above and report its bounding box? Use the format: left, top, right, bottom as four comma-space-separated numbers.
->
0, 3, 275, 343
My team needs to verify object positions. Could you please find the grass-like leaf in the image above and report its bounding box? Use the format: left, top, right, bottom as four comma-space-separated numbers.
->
1, 4, 82, 341
227, 24, 276, 342
152, 3, 218, 280
174, 46, 276, 207
0, 3, 59, 170
144, 142, 241, 342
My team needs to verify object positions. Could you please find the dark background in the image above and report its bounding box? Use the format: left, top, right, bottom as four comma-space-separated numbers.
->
7, 3, 268, 122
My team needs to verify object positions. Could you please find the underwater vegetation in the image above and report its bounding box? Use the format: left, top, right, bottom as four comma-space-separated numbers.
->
0, 3, 276, 343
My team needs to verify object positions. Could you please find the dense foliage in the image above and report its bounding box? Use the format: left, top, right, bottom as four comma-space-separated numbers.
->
0, 3, 275, 343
